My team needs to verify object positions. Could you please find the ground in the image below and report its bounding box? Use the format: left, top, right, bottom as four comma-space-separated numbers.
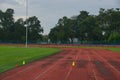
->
0, 46, 120, 80
0, 46, 60, 73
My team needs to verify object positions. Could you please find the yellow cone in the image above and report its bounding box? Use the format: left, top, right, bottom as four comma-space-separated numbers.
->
72, 61, 75, 67
23, 61, 25, 65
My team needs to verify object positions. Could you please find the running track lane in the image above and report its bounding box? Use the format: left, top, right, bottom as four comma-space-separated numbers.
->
93, 49, 120, 80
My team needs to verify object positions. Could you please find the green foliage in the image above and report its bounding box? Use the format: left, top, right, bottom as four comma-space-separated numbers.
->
14, 18, 26, 42
49, 8, 120, 44
25, 16, 43, 41
0, 46, 61, 73
108, 48, 120, 52
49, 16, 72, 43
108, 32, 120, 42
0, 8, 43, 43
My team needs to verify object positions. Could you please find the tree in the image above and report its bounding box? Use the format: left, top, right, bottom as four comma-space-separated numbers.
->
25, 16, 43, 42
79, 15, 100, 41
49, 16, 75, 43
108, 32, 120, 43
49, 8, 120, 44
0, 8, 15, 41
49, 27, 59, 43
0, 8, 44, 43
0, 10, 3, 41
97, 8, 120, 41
74, 11, 89, 40
14, 18, 25, 42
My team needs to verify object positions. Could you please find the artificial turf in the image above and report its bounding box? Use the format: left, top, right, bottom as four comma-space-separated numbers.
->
0, 46, 61, 73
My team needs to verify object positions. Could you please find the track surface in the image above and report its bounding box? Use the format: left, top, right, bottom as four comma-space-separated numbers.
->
0, 48, 120, 80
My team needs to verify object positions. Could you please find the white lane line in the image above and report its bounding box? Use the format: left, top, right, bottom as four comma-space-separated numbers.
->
64, 49, 79, 80
87, 53, 98, 80
3, 65, 34, 80
64, 67, 73, 80
33, 61, 59, 80
2, 51, 67, 80
33, 51, 71, 80
94, 50, 120, 74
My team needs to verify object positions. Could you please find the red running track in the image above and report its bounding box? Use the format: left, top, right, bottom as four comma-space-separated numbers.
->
0, 48, 120, 80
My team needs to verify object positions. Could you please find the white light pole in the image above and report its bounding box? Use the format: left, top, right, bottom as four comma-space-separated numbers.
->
25, 0, 28, 48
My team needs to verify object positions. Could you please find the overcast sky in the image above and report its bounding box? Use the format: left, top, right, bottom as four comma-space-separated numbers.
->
0, 0, 120, 35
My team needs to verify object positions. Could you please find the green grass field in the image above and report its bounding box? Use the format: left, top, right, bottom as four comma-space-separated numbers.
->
108, 48, 120, 52
0, 46, 61, 73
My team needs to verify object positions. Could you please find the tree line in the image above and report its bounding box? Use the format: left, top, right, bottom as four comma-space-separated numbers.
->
49, 8, 120, 44
0, 8, 43, 43
0, 8, 120, 44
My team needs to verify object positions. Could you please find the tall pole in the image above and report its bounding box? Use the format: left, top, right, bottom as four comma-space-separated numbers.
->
25, 0, 28, 48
